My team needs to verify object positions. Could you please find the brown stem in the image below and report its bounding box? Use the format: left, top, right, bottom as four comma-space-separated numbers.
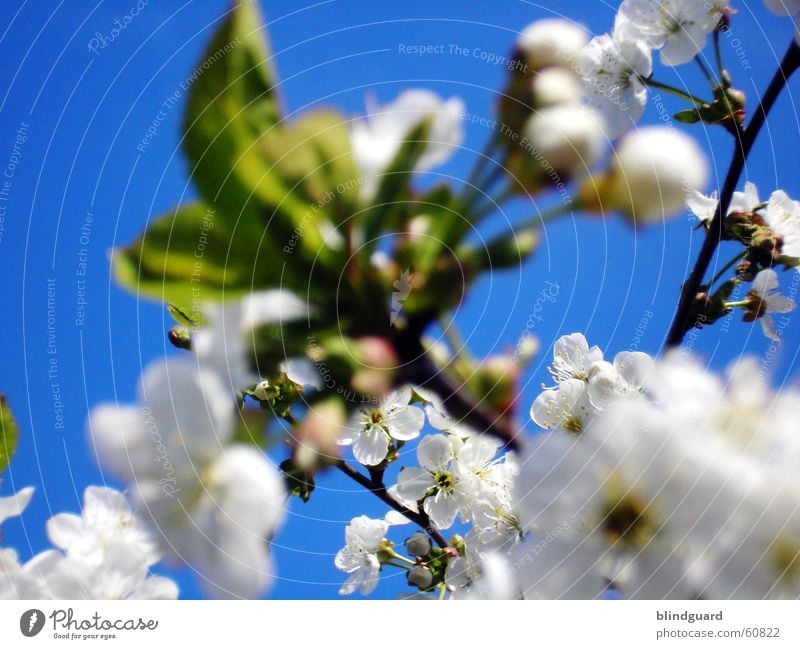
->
665, 40, 800, 348
335, 460, 449, 549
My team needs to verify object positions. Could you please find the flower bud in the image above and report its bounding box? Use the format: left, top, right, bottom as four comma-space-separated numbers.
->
594, 127, 708, 223
517, 19, 588, 71
350, 336, 399, 398
407, 565, 434, 590
404, 532, 432, 557
531, 68, 583, 108
293, 398, 346, 471
523, 105, 606, 179
167, 325, 192, 350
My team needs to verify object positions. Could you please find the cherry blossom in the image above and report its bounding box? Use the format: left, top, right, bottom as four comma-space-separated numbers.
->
88, 358, 285, 599
334, 516, 389, 596
579, 32, 652, 137
616, 0, 728, 66
338, 386, 425, 466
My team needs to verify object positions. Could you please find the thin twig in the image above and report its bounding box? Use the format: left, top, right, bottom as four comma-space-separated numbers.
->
665, 40, 800, 348
335, 460, 450, 549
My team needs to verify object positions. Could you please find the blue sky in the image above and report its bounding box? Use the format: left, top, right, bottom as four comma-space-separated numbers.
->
1, 0, 799, 599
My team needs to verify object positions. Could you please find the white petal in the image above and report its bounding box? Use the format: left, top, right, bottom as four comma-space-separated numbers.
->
395, 467, 435, 502
416, 434, 453, 472
280, 357, 321, 389
386, 405, 425, 441
753, 269, 779, 295
0, 486, 34, 525
352, 427, 391, 466
424, 492, 460, 529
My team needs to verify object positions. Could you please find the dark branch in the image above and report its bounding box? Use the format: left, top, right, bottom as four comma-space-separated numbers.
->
335, 460, 450, 549
665, 40, 800, 348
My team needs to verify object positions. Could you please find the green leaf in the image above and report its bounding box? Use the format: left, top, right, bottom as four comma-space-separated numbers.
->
182, 3, 357, 276
113, 202, 283, 310
361, 119, 433, 243
183, 0, 281, 226
167, 304, 197, 327
673, 109, 701, 124
458, 225, 540, 272
0, 396, 19, 475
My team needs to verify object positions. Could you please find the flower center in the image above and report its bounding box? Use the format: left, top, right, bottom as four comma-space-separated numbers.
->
600, 488, 659, 549
771, 538, 800, 590
434, 471, 455, 493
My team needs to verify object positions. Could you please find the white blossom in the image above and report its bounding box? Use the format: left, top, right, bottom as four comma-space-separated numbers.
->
587, 350, 654, 409
338, 386, 425, 466
747, 269, 796, 340
88, 358, 285, 599
765, 189, 800, 260
523, 105, 606, 177
334, 516, 389, 596
2, 487, 177, 600
518, 19, 589, 71
686, 181, 761, 225
395, 435, 466, 529
350, 90, 465, 201
531, 68, 584, 107
530, 378, 594, 433
548, 332, 604, 384
605, 126, 709, 222
579, 33, 652, 138
616, 0, 728, 66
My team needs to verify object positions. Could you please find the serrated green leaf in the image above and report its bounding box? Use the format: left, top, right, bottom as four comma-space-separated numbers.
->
0, 396, 19, 475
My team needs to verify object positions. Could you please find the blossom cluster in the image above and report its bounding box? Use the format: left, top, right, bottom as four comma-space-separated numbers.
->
687, 181, 799, 339
1, 486, 177, 599
512, 13, 710, 224
510, 333, 800, 599
84, 291, 306, 599
334, 389, 520, 597
580, 1, 729, 136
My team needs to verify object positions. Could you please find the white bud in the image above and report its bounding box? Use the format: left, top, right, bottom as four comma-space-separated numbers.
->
605, 127, 709, 223
531, 68, 583, 108
523, 105, 606, 178
517, 19, 588, 71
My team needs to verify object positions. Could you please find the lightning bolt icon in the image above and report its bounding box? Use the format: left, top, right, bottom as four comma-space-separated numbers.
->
28, 611, 37, 632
